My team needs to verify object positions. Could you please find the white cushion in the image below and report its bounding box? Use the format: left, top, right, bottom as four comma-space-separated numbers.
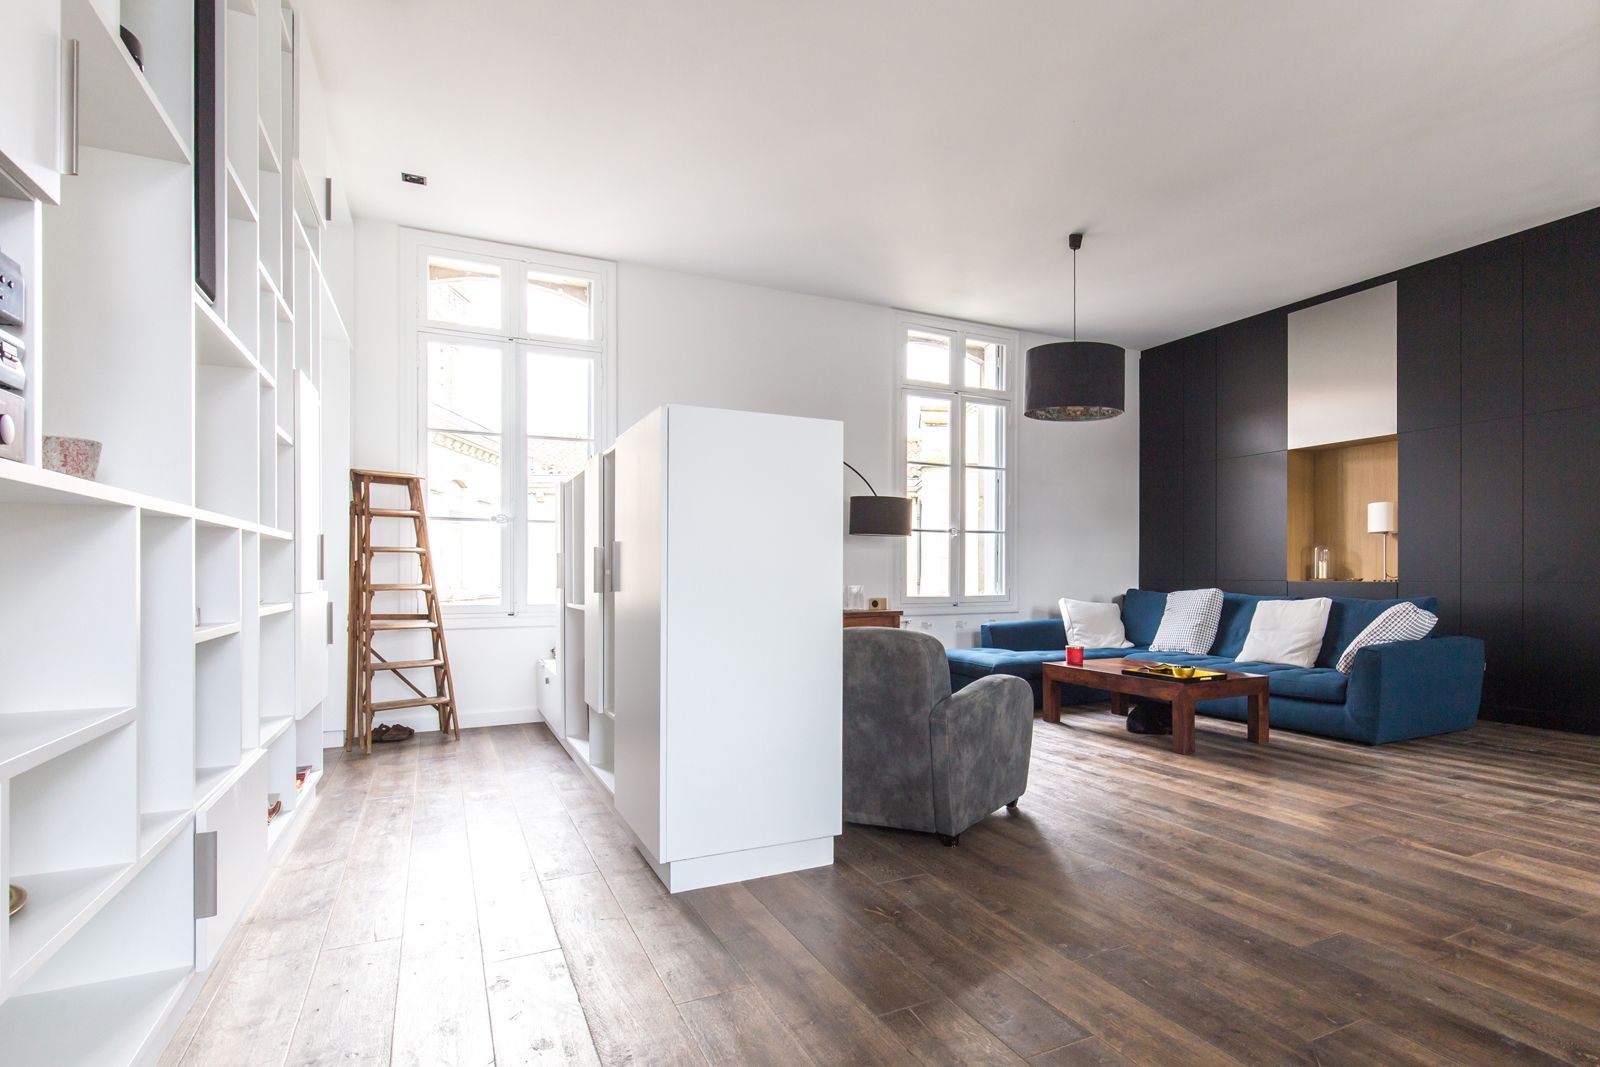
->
1058, 598, 1132, 649
1237, 598, 1332, 668
1336, 602, 1439, 673
1148, 588, 1224, 655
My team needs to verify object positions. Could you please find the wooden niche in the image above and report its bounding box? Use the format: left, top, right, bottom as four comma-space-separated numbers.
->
1286, 436, 1398, 581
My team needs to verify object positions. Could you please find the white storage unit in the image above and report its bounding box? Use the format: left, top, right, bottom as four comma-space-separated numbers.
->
560, 406, 843, 893
0, 1, 349, 1062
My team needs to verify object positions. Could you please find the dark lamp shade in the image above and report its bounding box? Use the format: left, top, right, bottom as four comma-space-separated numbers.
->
849, 495, 912, 536
1024, 341, 1126, 421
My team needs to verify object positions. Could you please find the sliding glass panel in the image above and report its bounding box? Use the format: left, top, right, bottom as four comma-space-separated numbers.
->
905, 329, 951, 385
426, 431, 503, 520
526, 352, 593, 439
430, 518, 503, 606
963, 468, 1005, 532
427, 340, 503, 432
964, 338, 1006, 391
964, 532, 1005, 597
526, 271, 594, 339
963, 401, 1005, 468
426, 255, 502, 329
906, 531, 951, 599
905, 394, 952, 465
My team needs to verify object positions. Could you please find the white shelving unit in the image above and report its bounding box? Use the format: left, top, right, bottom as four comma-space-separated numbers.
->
0, 1, 351, 1062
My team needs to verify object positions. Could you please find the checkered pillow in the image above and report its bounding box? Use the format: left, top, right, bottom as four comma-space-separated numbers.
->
1148, 588, 1224, 655
1335, 602, 1439, 673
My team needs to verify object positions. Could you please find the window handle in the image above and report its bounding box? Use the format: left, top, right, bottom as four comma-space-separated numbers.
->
491, 513, 511, 524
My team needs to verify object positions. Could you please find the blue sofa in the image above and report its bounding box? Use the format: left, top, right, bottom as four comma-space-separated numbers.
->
946, 589, 1485, 745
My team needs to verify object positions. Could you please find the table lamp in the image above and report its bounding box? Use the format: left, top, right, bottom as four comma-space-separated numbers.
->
1367, 501, 1397, 581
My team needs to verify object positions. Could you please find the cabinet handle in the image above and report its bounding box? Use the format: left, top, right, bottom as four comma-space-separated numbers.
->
194, 831, 219, 919
66, 39, 81, 176
326, 600, 334, 644
318, 534, 325, 581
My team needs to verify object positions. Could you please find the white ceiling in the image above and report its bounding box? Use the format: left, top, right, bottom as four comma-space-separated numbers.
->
300, 0, 1600, 350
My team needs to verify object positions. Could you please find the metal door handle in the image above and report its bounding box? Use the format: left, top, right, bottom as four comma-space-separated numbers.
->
195, 831, 218, 919
66, 39, 80, 176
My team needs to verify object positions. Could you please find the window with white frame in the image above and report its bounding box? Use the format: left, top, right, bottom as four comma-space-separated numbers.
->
408, 232, 613, 616
897, 314, 1017, 608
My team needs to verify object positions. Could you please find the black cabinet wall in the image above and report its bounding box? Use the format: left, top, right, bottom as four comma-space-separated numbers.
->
1139, 204, 1600, 733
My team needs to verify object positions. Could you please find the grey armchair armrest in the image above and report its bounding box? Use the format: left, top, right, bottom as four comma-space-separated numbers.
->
930, 674, 1033, 839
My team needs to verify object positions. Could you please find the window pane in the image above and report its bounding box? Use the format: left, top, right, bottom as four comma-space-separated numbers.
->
964, 468, 1005, 531
964, 401, 1005, 468
528, 437, 590, 483
427, 341, 502, 433
430, 518, 503, 606
905, 329, 950, 385
906, 464, 950, 531
964, 532, 1005, 597
964, 339, 1006, 390
427, 431, 502, 519
427, 255, 502, 329
527, 520, 557, 605
527, 353, 593, 439
905, 394, 951, 465
527, 271, 593, 339
906, 531, 950, 598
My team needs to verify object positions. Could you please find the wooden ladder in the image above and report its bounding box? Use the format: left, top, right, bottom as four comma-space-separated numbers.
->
346, 468, 460, 752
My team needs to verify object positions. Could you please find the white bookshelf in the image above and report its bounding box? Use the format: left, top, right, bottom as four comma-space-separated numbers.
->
0, 0, 348, 1062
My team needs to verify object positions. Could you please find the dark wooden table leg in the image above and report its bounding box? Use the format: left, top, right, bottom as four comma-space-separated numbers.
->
1043, 673, 1061, 724
1111, 692, 1130, 717
1249, 688, 1270, 744
1171, 692, 1196, 755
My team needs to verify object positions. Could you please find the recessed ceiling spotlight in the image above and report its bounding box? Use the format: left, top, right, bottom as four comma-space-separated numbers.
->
401, 172, 427, 186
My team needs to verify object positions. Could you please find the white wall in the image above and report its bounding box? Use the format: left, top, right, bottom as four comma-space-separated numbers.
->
347, 218, 1141, 730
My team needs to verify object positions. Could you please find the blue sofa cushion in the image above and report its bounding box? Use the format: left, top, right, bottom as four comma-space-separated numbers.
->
1121, 589, 1168, 646
1317, 595, 1439, 668
950, 645, 1150, 681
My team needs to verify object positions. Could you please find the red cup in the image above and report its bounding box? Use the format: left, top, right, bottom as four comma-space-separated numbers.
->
1066, 645, 1085, 666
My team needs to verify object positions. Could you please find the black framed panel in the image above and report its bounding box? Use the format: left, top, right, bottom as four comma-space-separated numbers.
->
1182, 460, 1217, 588
1216, 450, 1287, 582
1139, 464, 1184, 590
1459, 235, 1522, 425
1139, 348, 1185, 471
1182, 333, 1218, 463
1460, 580, 1523, 711
1398, 425, 1461, 583
1397, 259, 1460, 433
1523, 209, 1600, 415
1400, 580, 1459, 635
1522, 582, 1600, 732
1523, 404, 1600, 583
1460, 416, 1522, 583
1215, 313, 1287, 459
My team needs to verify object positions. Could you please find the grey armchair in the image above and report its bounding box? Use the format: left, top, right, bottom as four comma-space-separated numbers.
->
843, 627, 1033, 845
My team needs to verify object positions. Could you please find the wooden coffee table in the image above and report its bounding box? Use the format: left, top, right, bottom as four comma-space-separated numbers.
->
1042, 657, 1270, 755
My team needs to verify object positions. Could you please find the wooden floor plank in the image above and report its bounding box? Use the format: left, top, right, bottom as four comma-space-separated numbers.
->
677, 986, 818, 1066
484, 948, 602, 1066
283, 939, 402, 1066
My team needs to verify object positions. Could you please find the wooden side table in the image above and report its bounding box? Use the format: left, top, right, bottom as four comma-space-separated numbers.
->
844, 609, 903, 629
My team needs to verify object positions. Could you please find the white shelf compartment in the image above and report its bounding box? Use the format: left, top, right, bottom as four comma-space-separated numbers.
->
4, 723, 138, 990
258, 382, 278, 526
194, 632, 245, 807
0, 829, 195, 1065
260, 609, 295, 723
41, 146, 194, 505
137, 513, 196, 820
195, 523, 242, 631
62, 0, 192, 165
260, 535, 294, 605
196, 364, 260, 523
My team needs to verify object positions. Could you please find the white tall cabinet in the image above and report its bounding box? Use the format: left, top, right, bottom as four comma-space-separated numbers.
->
561, 405, 843, 893
0, 2, 350, 1063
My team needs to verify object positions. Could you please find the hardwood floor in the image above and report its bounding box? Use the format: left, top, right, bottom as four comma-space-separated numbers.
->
161, 712, 1600, 1066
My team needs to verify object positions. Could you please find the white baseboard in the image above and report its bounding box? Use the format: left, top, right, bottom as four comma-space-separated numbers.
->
321, 704, 542, 749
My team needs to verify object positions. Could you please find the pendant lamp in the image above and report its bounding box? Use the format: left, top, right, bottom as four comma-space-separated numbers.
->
1024, 233, 1126, 421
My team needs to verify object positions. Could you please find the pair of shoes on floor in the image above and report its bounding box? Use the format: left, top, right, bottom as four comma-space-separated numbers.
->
1126, 702, 1172, 735
372, 723, 415, 743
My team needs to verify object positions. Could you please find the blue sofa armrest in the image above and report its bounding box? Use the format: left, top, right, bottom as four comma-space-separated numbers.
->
979, 619, 1064, 651
1344, 636, 1485, 744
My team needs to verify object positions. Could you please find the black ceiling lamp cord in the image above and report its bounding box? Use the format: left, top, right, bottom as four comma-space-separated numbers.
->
1023, 231, 1126, 421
